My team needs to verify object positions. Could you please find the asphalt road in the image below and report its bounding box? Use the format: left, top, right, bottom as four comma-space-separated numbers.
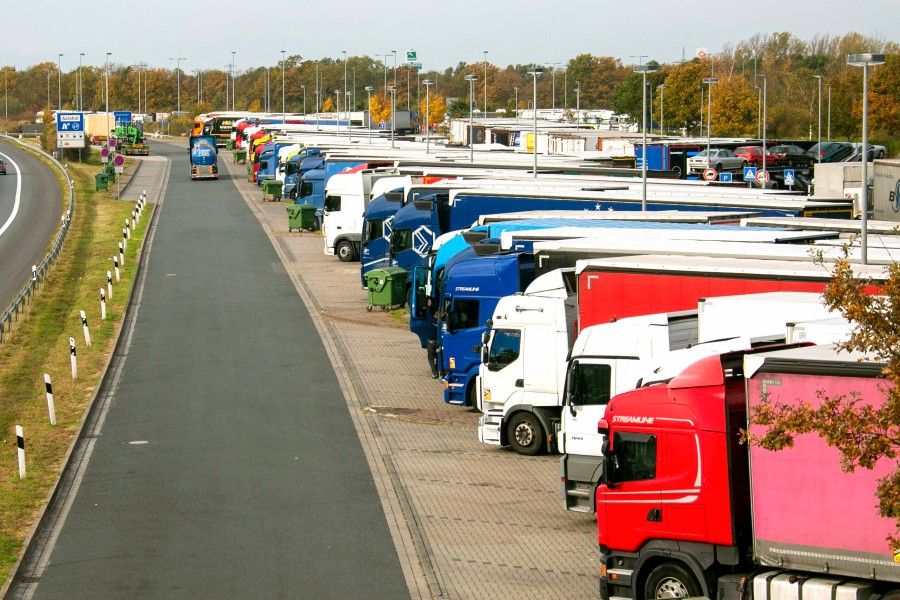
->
29, 143, 408, 598
0, 140, 63, 311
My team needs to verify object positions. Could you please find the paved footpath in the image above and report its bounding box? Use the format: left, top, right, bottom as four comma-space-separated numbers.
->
223, 155, 599, 599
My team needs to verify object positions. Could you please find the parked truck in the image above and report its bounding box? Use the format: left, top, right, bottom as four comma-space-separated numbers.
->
596, 343, 898, 600
189, 135, 219, 180
114, 122, 149, 155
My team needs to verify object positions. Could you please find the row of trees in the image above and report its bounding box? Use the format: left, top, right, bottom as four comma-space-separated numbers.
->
2, 31, 897, 140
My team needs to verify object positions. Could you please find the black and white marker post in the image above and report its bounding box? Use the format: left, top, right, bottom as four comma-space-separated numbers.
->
125, 217, 131, 240
113, 256, 120, 282
44, 373, 56, 425
118, 242, 124, 268
32, 265, 37, 283
122, 228, 127, 252
69, 337, 77, 380
16, 426, 25, 479
80, 310, 91, 347
107, 271, 114, 298
100, 288, 107, 320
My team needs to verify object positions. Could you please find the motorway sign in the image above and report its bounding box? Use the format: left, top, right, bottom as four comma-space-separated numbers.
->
702, 167, 717, 181
56, 112, 84, 131
784, 169, 795, 187
743, 166, 758, 181
719, 172, 733, 183
406, 50, 417, 62
113, 155, 125, 167
756, 169, 770, 184
114, 111, 132, 126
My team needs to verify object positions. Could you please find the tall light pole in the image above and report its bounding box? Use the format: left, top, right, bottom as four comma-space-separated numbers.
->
574, 82, 580, 126
423, 78, 433, 153
702, 77, 718, 160
756, 74, 767, 186
105, 53, 111, 141
550, 63, 561, 110
635, 63, 658, 210
346, 90, 352, 140
483, 50, 488, 117
57, 54, 63, 110
527, 68, 543, 177
265, 68, 269, 112
170, 57, 185, 114
365, 85, 373, 144
698, 85, 704, 137
826, 83, 832, 140
755, 85, 761, 139
78, 53, 84, 111
392, 50, 397, 92
514, 87, 519, 125
387, 85, 396, 149
280, 50, 286, 124
4, 69, 8, 119
848, 53, 886, 265
657, 83, 666, 135
342, 50, 348, 137
814, 75, 823, 164
301, 84, 306, 116
464, 74, 477, 163
231, 51, 236, 110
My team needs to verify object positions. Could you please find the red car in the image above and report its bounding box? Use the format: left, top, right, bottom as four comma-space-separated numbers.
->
734, 146, 777, 168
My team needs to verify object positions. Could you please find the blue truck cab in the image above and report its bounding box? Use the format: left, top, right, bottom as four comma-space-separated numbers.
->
284, 148, 322, 199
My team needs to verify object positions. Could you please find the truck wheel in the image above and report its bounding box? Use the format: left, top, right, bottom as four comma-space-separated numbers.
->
644, 563, 703, 599
467, 384, 481, 413
506, 413, 545, 456
336, 240, 355, 262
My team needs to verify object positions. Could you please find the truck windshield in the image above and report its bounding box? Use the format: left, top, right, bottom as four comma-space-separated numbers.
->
298, 182, 313, 198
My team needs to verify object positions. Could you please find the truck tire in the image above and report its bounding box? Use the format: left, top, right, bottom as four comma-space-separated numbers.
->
467, 384, 481, 412
336, 240, 355, 262
506, 412, 545, 456
644, 562, 703, 599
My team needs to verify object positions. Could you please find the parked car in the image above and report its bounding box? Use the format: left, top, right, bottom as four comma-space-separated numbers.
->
734, 146, 777, 168
687, 148, 748, 174
806, 141, 854, 163
847, 142, 888, 161
769, 144, 814, 167
0, 160, 6, 175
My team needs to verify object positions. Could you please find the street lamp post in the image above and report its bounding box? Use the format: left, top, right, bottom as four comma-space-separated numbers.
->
281, 50, 286, 124
702, 77, 718, 161
387, 85, 396, 149
79, 53, 84, 111
513, 87, 519, 125
756, 74, 767, 186
365, 85, 373, 144
301, 84, 306, 116
392, 50, 397, 91
755, 85, 761, 139
815, 75, 822, 164
231, 51, 236, 110
423, 79, 433, 153
342, 50, 348, 138
658, 84, 666, 135
464, 74, 477, 162
169, 57, 186, 114
848, 53, 887, 265
575, 83, 582, 125
483, 50, 488, 117
636, 64, 659, 210
826, 83, 832, 140
698, 86, 704, 137
57, 54, 62, 110
527, 68, 543, 178
346, 90, 352, 141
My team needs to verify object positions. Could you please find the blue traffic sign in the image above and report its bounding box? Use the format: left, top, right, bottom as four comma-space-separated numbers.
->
56, 112, 84, 132
743, 166, 758, 181
114, 111, 133, 126
720, 173, 733, 183
783, 169, 795, 186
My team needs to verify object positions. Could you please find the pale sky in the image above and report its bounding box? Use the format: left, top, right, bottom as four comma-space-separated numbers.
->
5, 0, 896, 72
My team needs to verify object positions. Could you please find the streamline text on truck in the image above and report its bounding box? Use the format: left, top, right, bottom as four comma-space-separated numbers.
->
595, 344, 899, 600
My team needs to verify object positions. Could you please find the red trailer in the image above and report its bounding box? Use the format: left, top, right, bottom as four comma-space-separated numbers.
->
576, 255, 885, 332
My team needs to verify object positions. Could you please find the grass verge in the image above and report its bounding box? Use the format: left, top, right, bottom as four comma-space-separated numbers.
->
0, 144, 152, 587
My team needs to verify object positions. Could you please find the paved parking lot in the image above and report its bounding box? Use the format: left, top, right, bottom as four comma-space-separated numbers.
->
224, 158, 599, 600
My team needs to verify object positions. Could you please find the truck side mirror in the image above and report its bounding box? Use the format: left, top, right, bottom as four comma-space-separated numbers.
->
481, 345, 489, 365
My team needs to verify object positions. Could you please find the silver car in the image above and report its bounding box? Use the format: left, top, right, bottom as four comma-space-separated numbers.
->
687, 148, 748, 174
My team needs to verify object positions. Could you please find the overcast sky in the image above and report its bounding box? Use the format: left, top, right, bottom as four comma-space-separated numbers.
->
5, 0, 896, 72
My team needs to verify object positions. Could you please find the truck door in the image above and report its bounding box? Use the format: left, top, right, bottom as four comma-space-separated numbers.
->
599, 430, 663, 550
408, 265, 433, 348
483, 328, 525, 405
560, 360, 613, 455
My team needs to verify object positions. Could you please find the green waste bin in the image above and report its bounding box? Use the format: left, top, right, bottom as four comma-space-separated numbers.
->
105, 160, 115, 176
365, 267, 408, 312
226, 139, 235, 151
233, 149, 246, 164
286, 203, 317, 232
247, 163, 254, 182
262, 179, 283, 201
95, 172, 109, 191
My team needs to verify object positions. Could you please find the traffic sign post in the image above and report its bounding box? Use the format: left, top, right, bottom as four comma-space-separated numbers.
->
784, 169, 795, 189
755, 169, 770, 186
703, 167, 717, 181
113, 155, 125, 200
406, 50, 417, 63
56, 113, 85, 148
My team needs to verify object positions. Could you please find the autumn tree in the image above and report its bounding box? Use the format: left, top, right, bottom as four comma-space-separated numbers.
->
709, 75, 757, 137
369, 92, 391, 125
655, 60, 707, 134
419, 94, 446, 127
751, 251, 900, 544
321, 97, 335, 112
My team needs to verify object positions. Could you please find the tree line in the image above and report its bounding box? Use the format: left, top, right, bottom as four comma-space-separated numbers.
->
2, 31, 897, 140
